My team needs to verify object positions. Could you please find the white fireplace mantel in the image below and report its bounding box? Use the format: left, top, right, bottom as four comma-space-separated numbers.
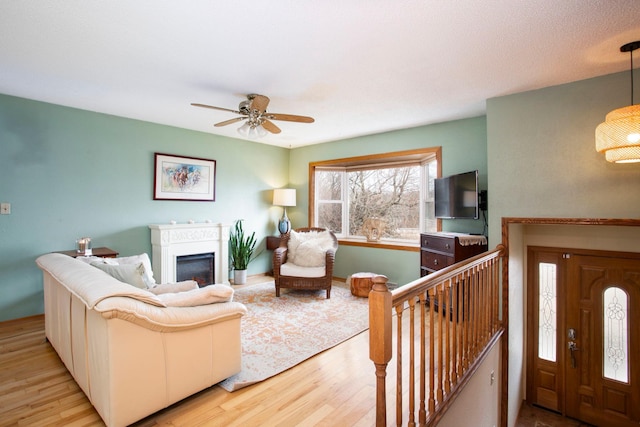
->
149, 223, 230, 285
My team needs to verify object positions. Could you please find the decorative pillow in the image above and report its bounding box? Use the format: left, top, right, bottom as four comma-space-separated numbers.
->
148, 280, 199, 295
91, 262, 148, 289
156, 285, 234, 307
287, 230, 304, 265
80, 253, 156, 288
287, 230, 334, 267
109, 253, 156, 287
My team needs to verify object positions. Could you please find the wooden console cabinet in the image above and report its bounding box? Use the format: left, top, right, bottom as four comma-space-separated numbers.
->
420, 232, 487, 276
420, 232, 488, 319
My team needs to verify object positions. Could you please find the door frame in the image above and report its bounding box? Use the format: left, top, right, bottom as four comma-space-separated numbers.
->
499, 217, 640, 427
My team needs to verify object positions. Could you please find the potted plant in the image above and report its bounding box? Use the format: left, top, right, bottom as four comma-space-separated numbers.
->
229, 219, 257, 285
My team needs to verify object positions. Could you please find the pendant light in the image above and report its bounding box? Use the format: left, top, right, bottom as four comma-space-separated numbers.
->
595, 41, 640, 163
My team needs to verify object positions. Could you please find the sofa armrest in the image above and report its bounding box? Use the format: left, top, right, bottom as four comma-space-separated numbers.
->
95, 298, 247, 332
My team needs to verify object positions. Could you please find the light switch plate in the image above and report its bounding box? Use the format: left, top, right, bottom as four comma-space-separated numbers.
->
1, 203, 11, 214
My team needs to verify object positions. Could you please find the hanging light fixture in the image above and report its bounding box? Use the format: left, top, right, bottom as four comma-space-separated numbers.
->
595, 41, 640, 163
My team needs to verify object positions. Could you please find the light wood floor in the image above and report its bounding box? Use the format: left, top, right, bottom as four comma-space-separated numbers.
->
0, 279, 380, 427
0, 279, 562, 427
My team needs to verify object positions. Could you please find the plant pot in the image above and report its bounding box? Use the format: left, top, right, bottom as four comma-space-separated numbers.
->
233, 269, 248, 285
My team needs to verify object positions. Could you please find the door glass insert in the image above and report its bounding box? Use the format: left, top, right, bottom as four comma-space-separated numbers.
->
538, 262, 557, 362
603, 286, 629, 383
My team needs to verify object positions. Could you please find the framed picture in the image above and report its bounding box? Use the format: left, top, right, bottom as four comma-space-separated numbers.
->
153, 153, 216, 201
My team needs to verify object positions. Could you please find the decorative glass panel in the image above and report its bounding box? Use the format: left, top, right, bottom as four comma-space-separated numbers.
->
538, 262, 557, 362
603, 287, 629, 383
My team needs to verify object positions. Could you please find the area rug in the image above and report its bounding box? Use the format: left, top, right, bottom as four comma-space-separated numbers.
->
218, 281, 369, 392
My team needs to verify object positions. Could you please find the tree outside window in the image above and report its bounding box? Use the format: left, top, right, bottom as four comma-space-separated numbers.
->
312, 148, 441, 244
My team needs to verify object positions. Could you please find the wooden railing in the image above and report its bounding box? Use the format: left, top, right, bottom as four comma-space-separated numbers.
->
369, 247, 505, 426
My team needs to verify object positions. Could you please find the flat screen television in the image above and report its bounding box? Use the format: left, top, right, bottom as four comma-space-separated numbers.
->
434, 170, 479, 219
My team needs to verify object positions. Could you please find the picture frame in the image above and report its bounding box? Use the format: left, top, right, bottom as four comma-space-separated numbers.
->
153, 153, 216, 201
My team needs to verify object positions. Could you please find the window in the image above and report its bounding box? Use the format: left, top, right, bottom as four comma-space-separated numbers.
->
311, 148, 441, 245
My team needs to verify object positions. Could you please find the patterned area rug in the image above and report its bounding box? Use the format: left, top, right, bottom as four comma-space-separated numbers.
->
218, 281, 369, 392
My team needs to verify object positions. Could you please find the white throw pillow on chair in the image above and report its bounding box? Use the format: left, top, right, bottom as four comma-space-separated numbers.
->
287, 230, 334, 267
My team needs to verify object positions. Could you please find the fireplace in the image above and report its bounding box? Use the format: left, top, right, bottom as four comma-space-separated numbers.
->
149, 223, 230, 284
176, 252, 215, 287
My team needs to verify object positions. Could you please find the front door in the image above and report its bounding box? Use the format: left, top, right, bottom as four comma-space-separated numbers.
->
527, 247, 640, 426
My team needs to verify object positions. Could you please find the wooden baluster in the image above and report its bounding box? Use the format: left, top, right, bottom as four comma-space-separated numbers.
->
444, 279, 451, 394
483, 263, 490, 341
419, 292, 427, 425
408, 298, 416, 426
428, 286, 436, 412
395, 304, 404, 427
452, 278, 459, 383
470, 269, 477, 358
436, 284, 444, 403
463, 272, 470, 371
369, 275, 391, 427
491, 258, 504, 332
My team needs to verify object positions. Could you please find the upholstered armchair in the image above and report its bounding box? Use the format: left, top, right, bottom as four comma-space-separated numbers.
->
273, 227, 338, 298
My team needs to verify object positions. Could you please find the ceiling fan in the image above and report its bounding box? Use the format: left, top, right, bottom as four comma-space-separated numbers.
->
191, 94, 314, 137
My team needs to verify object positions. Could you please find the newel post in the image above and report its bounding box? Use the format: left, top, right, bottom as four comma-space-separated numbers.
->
369, 274, 392, 427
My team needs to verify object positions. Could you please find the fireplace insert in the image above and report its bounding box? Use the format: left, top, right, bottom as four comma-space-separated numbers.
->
176, 253, 215, 287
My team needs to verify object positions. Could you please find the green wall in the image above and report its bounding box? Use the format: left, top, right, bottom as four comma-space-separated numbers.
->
0, 94, 290, 321
0, 94, 489, 321
487, 70, 640, 427
487, 70, 640, 242
289, 116, 488, 285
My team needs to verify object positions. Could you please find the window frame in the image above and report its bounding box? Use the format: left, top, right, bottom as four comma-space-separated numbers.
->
309, 147, 442, 251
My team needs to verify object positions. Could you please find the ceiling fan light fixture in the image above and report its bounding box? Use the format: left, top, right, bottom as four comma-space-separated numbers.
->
255, 124, 268, 138
237, 120, 268, 139
595, 41, 640, 163
237, 121, 251, 137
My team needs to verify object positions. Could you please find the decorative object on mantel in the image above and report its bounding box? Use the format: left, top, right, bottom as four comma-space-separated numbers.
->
273, 188, 296, 235
153, 152, 216, 201
229, 219, 257, 285
76, 237, 92, 255
362, 217, 385, 242
595, 41, 640, 163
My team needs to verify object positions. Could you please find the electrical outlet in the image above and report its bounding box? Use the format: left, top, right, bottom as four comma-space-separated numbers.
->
0, 203, 10, 215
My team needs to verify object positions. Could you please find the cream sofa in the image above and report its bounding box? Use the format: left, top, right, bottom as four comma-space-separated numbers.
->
36, 253, 247, 427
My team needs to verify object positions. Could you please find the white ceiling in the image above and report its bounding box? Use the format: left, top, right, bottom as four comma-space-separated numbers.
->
1, 1, 639, 148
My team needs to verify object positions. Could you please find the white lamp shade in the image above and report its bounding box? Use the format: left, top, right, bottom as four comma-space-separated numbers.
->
273, 188, 296, 206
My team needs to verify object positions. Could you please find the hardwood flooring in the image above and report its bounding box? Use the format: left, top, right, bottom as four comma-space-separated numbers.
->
0, 275, 381, 427
0, 277, 582, 427
1, 313, 378, 427
515, 403, 595, 427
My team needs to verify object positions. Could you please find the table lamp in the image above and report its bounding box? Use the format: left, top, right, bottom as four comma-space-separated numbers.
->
273, 188, 296, 235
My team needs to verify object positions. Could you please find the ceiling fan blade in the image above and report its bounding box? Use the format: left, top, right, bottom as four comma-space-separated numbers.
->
261, 120, 281, 134
267, 113, 315, 123
214, 117, 245, 127
191, 103, 241, 114
250, 94, 270, 113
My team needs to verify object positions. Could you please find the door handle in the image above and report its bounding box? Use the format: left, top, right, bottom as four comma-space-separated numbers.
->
568, 341, 579, 368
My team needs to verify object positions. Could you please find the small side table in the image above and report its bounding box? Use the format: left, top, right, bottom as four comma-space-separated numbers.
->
56, 247, 119, 258
266, 235, 282, 250
349, 272, 377, 298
